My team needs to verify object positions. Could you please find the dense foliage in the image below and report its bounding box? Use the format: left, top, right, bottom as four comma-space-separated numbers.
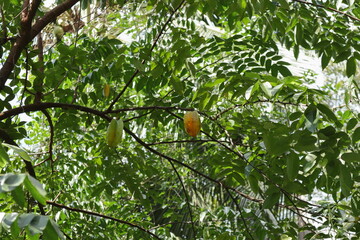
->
0, 0, 360, 239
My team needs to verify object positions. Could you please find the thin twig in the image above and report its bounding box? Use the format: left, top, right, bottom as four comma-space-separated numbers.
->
147, 139, 230, 146
46, 201, 160, 239
167, 160, 197, 238
213, 100, 299, 120
292, 0, 360, 22
225, 188, 255, 240
107, 0, 186, 112
124, 126, 262, 204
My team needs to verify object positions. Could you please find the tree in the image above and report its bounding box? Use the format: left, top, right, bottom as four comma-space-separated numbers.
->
0, 0, 359, 239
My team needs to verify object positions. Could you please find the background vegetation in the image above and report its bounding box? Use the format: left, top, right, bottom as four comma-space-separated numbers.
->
0, 0, 359, 239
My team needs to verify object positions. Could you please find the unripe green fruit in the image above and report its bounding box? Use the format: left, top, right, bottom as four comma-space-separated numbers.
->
53, 26, 64, 41
106, 118, 123, 147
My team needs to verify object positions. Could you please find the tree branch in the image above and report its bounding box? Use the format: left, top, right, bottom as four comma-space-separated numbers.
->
147, 139, 230, 146
0, 102, 107, 121
225, 188, 255, 240
167, 160, 197, 238
292, 0, 360, 22
46, 201, 160, 239
0, 102, 320, 213
41, 109, 54, 166
109, 105, 194, 113
124, 127, 262, 204
0, 0, 80, 91
213, 100, 299, 120
106, 0, 186, 112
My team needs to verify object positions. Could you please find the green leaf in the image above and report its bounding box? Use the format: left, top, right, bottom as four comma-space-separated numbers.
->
43, 219, 65, 240
352, 127, 360, 143
341, 152, 360, 162
18, 213, 35, 228
248, 175, 260, 194
339, 164, 353, 197
0, 173, 26, 192
321, 52, 331, 69
263, 133, 290, 156
11, 186, 26, 208
2, 143, 32, 162
10, 215, 20, 237
263, 192, 280, 209
346, 56, 356, 77
133, 59, 145, 72
151, 64, 164, 78
204, 78, 226, 88
23, 175, 47, 205
304, 104, 317, 123
334, 50, 351, 63
260, 82, 272, 98
1, 213, 18, 230
277, 0, 289, 9
304, 104, 318, 132
294, 133, 317, 151
317, 103, 341, 126
346, 118, 358, 131
169, 77, 184, 95
27, 215, 49, 236
185, 60, 196, 77
0, 144, 9, 168
245, 81, 259, 100
286, 152, 299, 181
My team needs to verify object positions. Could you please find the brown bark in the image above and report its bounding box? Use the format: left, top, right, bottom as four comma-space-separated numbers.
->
0, 0, 80, 91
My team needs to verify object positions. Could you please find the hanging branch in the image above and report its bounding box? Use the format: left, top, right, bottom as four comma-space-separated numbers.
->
167, 160, 197, 238
225, 188, 255, 240
46, 201, 160, 239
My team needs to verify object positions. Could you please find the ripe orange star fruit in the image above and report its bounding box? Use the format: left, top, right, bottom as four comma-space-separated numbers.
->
184, 111, 201, 137
103, 84, 110, 98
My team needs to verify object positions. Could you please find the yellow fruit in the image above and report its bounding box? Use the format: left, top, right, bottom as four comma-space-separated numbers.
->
106, 118, 123, 147
103, 84, 110, 98
184, 111, 201, 137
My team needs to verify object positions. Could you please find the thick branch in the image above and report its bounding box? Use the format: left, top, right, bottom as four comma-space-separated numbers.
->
41, 110, 54, 164
0, 102, 107, 121
109, 105, 194, 113
27, 0, 42, 24
0, 0, 80, 91
46, 201, 160, 239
